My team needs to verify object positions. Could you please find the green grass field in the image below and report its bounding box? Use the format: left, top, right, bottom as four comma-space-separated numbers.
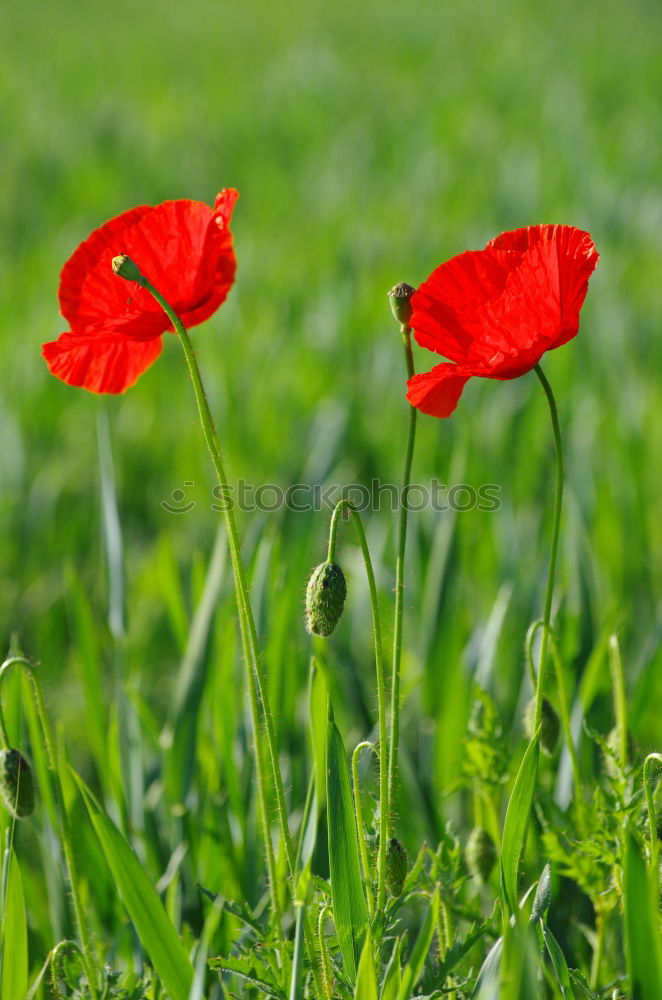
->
1, 0, 661, 996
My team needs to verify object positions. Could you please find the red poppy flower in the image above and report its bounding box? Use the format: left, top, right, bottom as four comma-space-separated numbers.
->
406, 225, 599, 417
42, 189, 239, 393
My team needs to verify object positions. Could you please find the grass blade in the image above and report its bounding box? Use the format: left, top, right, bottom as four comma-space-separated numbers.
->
500, 729, 540, 915
326, 703, 369, 981
396, 888, 439, 1000
73, 770, 194, 1000
355, 930, 378, 1000
1, 846, 28, 1000
624, 832, 662, 999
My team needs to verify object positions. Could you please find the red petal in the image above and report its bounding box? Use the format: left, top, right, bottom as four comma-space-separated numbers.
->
59, 190, 238, 337
42, 332, 163, 394
406, 363, 474, 417
411, 225, 598, 380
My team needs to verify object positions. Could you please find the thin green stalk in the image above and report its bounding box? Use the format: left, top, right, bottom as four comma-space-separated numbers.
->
132, 273, 321, 991
526, 620, 584, 827
608, 634, 628, 769
0, 657, 99, 998
531, 364, 564, 733
328, 499, 388, 910
388, 324, 417, 834
351, 742, 376, 917
643, 753, 662, 871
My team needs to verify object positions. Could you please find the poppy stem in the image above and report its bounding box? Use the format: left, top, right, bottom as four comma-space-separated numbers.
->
137, 277, 323, 992
388, 324, 418, 836
328, 499, 388, 911
532, 364, 564, 737
0, 656, 100, 998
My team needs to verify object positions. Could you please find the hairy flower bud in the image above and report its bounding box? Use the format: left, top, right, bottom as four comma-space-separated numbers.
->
0, 748, 35, 818
385, 838, 408, 897
305, 562, 347, 637
388, 282, 415, 326
465, 826, 496, 883
523, 697, 560, 756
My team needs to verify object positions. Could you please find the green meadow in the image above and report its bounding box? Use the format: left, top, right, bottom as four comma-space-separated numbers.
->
1, 0, 661, 996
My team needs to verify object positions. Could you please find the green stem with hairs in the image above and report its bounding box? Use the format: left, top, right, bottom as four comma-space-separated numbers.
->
0, 657, 99, 998
531, 364, 564, 734
643, 753, 662, 871
133, 272, 321, 991
388, 323, 417, 835
351, 741, 376, 917
327, 499, 388, 911
608, 634, 628, 769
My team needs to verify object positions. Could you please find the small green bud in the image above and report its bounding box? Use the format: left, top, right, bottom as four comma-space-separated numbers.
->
305, 562, 347, 637
385, 838, 408, 897
465, 826, 496, 883
388, 282, 415, 326
111, 254, 144, 283
523, 697, 560, 756
0, 749, 35, 818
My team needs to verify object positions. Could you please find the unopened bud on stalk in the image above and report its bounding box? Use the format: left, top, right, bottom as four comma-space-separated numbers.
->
0, 748, 35, 818
111, 254, 144, 283
385, 837, 408, 897
465, 826, 496, 883
524, 697, 560, 756
388, 282, 415, 326
305, 562, 347, 637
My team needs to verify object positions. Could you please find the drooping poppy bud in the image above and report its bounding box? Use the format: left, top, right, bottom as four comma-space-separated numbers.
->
0, 748, 35, 818
523, 697, 560, 756
388, 282, 415, 326
465, 826, 496, 883
305, 562, 347, 637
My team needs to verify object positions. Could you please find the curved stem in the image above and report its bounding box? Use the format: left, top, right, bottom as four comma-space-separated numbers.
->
643, 753, 662, 871
388, 325, 417, 834
532, 364, 564, 734
136, 278, 321, 990
0, 658, 99, 998
351, 741, 376, 917
329, 499, 388, 910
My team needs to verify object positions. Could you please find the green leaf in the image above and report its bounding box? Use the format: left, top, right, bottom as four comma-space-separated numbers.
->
326, 704, 369, 981
500, 730, 540, 914
380, 937, 402, 1000
540, 925, 571, 996
1, 848, 28, 1000
288, 902, 306, 1000
397, 890, 439, 1000
73, 770, 194, 1000
624, 832, 662, 1000
355, 931, 378, 1000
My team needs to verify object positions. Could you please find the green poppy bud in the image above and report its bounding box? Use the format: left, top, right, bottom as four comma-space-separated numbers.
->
388, 282, 415, 326
523, 697, 560, 756
385, 838, 408, 897
0, 748, 35, 818
111, 254, 145, 283
305, 562, 347, 637
603, 725, 634, 778
465, 826, 496, 883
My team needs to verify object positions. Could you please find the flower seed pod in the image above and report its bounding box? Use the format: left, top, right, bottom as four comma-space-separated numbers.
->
523, 697, 560, 756
385, 838, 408, 897
305, 562, 347, 637
465, 826, 496, 883
388, 282, 415, 326
0, 748, 35, 818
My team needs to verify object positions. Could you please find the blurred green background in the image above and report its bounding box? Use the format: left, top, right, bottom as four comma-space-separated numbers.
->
1, 0, 660, 853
